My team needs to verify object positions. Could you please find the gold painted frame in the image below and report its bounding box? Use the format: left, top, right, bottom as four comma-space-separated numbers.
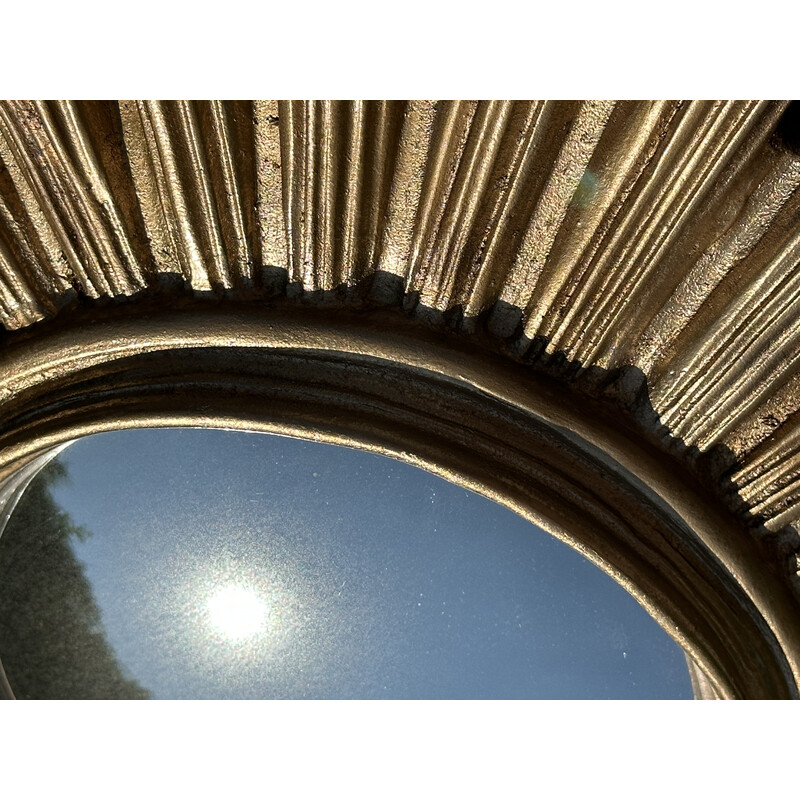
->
1, 100, 800, 698
0, 302, 797, 698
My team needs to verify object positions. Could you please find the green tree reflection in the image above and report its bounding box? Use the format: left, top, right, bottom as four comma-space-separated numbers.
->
0, 459, 150, 699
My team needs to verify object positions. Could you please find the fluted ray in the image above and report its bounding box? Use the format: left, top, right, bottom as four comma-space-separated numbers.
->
462, 101, 550, 317
0, 104, 94, 313
654, 202, 800, 447
119, 101, 203, 287
254, 100, 287, 271
200, 101, 258, 285
119, 101, 257, 291
640, 151, 800, 380
734, 421, 800, 509
562, 102, 769, 369
401, 101, 478, 298
526, 101, 679, 346
726, 372, 800, 462
415, 100, 513, 309
0, 99, 799, 589
379, 101, 438, 279
499, 101, 615, 314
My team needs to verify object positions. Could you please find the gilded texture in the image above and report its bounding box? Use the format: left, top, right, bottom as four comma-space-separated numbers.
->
1, 100, 800, 599
0, 308, 797, 698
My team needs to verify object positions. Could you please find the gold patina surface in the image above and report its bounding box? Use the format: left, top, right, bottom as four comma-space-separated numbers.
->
1, 101, 799, 697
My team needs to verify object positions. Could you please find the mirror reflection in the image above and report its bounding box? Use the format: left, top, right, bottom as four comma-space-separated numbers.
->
0, 428, 692, 699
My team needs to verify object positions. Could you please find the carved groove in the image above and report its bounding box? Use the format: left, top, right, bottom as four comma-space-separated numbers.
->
1, 100, 800, 597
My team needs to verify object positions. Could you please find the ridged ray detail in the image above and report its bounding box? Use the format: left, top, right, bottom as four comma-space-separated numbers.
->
1, 100, 800, 590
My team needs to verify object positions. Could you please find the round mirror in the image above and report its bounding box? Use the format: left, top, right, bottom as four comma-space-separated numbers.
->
0, 428, 692, 699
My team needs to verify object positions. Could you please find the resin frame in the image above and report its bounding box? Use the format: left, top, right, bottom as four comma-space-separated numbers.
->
1, 101, 800, 698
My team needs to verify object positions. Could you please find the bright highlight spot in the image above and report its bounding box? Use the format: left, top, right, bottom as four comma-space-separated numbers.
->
207, 585, 267, 640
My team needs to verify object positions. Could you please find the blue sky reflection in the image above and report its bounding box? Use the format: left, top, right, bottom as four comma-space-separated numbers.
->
20, 427, 695, 699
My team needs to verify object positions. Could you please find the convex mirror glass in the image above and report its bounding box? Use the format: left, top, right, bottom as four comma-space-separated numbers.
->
0, 428, 692, 699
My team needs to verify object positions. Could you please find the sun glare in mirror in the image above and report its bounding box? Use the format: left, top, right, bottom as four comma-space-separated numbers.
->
0, 428, 693, 699
207, 585, 268, 640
